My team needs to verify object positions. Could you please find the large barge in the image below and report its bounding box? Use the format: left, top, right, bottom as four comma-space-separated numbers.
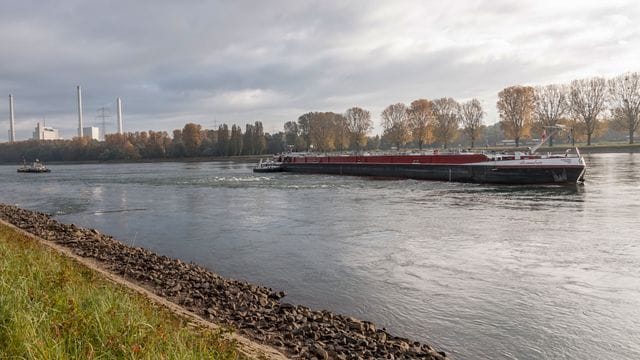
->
279, 150, 585, 184
255, 126, 586, 185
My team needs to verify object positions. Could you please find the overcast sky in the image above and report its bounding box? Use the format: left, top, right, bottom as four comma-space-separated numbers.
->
1, 0, 639, 140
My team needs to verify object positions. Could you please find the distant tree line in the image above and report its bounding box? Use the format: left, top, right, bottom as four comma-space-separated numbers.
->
286, 71, 639, 152
498, 72, 640, 146
0, 121, 285, 163
284, 107, 377, 153
285, 100, 486, 152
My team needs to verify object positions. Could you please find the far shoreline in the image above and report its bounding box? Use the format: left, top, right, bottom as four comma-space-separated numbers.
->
0, 143, 638, 166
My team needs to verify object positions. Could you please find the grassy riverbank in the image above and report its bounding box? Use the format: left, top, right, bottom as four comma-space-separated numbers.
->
0, 223, 243, 359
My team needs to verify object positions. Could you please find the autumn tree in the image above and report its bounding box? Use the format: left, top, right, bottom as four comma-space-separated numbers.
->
608, 72, 640, 144
534, 84, 569, 146
431, 98, 460, 149
497, 85, 535, 147
182, 123, 203, 157
104, 133, 137, 159
408, 99, 434, 150
345, 107, 372, 152
309, 112, 338, 152
131, 131, 149, 156
569, 77, 608, 145
459, 99, 484, 148
381, 103, 411, 150
147, 130, 169, 158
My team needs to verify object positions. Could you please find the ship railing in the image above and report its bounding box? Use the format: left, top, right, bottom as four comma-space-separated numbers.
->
285, 149, 475, 158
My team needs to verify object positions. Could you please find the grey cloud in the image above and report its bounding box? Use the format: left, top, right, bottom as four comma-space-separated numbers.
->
2, 0, 640, 141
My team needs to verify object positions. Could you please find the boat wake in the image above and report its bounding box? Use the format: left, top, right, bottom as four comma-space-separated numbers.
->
93, 208, 147, 214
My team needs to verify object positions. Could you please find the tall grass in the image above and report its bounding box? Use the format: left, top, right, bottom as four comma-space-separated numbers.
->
0, 224, 244, 359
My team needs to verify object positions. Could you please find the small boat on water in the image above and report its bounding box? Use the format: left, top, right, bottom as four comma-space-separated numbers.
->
17, 159, 51, 173
253, 158, 283, 173
254, 125, 586, 185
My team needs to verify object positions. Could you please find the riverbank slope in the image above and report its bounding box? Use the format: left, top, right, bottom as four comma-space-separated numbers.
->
0, 204, 448, 360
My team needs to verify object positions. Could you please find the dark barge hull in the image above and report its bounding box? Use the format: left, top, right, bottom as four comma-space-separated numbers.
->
253, 166, 283, 173
281, 163, 585, 185
17, 169, 51, 173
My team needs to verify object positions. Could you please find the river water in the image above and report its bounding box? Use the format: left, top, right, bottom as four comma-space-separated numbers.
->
1, 153, 639, 359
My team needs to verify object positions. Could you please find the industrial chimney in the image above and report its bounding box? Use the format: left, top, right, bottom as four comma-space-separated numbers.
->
116, 97, 123, 134
8, 94, 15, 142
77, 85, 83, 137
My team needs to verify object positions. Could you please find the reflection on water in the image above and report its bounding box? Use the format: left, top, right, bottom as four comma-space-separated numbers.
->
1, 153, 639, 360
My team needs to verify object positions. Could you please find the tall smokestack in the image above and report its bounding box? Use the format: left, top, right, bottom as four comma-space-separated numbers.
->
77, 85, 83, 137
9, 94, 15, 142
116, 97, 123, 134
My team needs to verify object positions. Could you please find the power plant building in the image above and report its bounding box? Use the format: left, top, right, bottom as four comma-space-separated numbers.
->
32, 122, 60, 140
83, 126, 101, 141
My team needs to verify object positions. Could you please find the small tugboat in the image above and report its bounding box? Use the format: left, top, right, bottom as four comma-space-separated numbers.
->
253, 158, 283, 173
17, 159, 51, 173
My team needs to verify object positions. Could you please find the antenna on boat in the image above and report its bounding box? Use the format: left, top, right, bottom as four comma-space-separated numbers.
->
530, 125, 567, 154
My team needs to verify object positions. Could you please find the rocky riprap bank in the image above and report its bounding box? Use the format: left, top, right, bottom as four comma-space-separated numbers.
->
0, 204, 448, 360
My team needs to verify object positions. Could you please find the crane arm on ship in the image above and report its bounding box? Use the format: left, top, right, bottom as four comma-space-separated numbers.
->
530, 125, 569, 154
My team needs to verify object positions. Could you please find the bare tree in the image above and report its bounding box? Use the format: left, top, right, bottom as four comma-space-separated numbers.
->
608, 72, 640, 144
345, 107, 372, 152
432, 98, 460, 149
459, 99, 484, 148
381, 103, 410, 150
408, 99, 434, 150
534, 84, 568, 146
569, 77, 607, 145
497, 85, 535, 147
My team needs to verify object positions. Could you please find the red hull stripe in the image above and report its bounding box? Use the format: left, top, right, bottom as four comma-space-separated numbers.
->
287, 154, 491, 165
